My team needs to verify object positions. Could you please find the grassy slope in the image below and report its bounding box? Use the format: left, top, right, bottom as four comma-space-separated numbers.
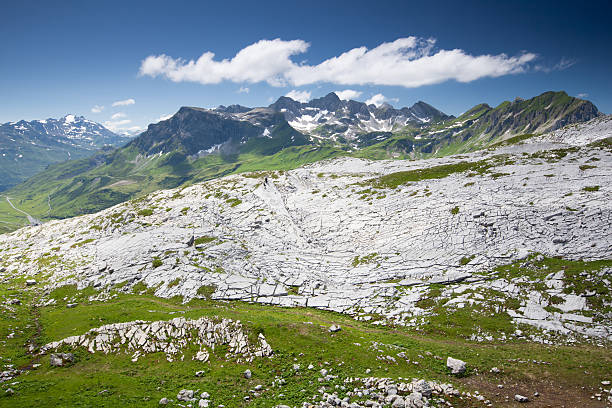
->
0, 281, 610, 408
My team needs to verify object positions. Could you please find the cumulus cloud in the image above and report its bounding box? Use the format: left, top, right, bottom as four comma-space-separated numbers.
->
112, 98, 136, 107
111, 112, 126, 120
285, 89, 312, 103
365, 94, 387, 107
577, 93, 589, 99
139, 37, 537, 88
237, 86, 250, 94
335, 89, 362, 100
140, 39, 309, 87
91, 105, 104, 113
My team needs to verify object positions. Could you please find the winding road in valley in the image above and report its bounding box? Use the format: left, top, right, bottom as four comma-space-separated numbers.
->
4, 196, 41, 226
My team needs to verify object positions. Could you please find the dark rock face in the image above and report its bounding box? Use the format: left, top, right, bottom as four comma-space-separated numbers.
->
268, 92, 453, 129
129, 107, 274, 156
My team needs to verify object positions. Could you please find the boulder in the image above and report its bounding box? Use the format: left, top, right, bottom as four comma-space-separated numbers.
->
50, 353, 75, 367
177, 389, 194, 402
515, 394, 529, 403
413, 379, 432, 397
329, 325, 342, 333
446, 357, 466, 375
244, 369, 252, 379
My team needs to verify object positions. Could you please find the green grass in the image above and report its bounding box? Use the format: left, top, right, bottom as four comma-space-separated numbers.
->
194, 236, 216, 246
365, 160, 492, 189
1, 282, 611, 408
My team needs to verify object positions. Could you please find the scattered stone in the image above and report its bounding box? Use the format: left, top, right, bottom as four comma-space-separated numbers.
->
25, 280, 37, 286
244, 369, 252, 379
515, 394, 529, 403
328, 325, 341, 333
413, 379, 432, 398
66, 303, 78, 308
177, 389, 194, 402
490, 366, 501, 373
159, 397, 169, 405
446, 357, 466, 375
50, 353, 75, 367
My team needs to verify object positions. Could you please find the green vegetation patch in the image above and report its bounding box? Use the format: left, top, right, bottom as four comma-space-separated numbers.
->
366, 160, 492, 189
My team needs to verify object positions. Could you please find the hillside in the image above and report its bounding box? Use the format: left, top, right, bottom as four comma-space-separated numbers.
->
0, 91, 602, 234
0, 115, 129, 191
0, 127, 610, 406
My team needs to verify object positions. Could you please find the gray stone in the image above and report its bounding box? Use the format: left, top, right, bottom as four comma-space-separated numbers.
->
159, 397, 169, 405
329, 325, 341, 333
446, 357, 466, 375
50, 353, 75, 367
515, 394, 529, 403
413, 379, 432, 397
244, 369, 252, 379
177, 389, 195, 402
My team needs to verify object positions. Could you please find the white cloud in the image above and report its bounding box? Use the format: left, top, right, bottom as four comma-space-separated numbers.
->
91, 105, 104, 113
577, 93, 589, 98
140, 39, 309, 86
112, 98, 136, 107
124, 126, 144, 135
238, 86, 250, 94
334, 89, 362, 100
139, 37, 537, 88
365, 94, 388, 107
285, 90, 311, 103
155, 113, 173, 123
111, 112, 127, 120
534, 57, 576, 73
103, 119, 132, 132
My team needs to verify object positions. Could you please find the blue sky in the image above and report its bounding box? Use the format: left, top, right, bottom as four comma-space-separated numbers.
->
1, 0, 611, 133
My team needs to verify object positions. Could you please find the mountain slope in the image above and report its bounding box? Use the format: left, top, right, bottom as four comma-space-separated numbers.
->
419, 91, 601, 156
269, 92, 452, 141
0, 91, 602, 233
0, 115, 129, 191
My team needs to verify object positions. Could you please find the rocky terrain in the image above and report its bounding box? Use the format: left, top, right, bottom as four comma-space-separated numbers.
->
0, 112, 610, 407
1, 117, 610, 343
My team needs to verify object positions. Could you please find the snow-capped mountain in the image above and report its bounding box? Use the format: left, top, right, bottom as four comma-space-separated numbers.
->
267, 92, 452, 139
0, 115, 130, 191
1, 114, 128, 149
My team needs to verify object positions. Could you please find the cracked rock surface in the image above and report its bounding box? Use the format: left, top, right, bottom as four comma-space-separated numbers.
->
40, 317, 272, 363
1, 129, 610, 343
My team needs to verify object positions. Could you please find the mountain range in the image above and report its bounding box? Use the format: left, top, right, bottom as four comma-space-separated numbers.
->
0, 90, 601, 233
0, 115, 128, 191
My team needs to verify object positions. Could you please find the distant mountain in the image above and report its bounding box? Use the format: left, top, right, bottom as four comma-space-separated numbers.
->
268, 92, 452, 141
0, 115, 129, 190
356, 91, 602, 158
0, 90, 602, 233
130, 106, 307, 157
416, 91, 602, 156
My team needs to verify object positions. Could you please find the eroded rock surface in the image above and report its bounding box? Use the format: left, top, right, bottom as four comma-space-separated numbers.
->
41, 317, 272, 363
1, 134, 611, 343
